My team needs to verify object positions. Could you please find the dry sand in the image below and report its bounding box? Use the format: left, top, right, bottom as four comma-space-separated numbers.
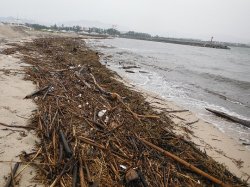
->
0, 25, 42, 186
0, 50, 40, 186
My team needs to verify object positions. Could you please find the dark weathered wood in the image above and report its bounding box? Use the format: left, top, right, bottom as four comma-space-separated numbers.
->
50, 158, 73, 187
125, 70, 135, 73
206, 108, 250, 128
122, 65, 140, 69
59, 129, 72, 157
58, 143, 63, 164
24, 85, 50, 99
79, 158, 87, 187
72, 162, 78, 187
137, 136, 229, 187
165, 109, 189, 113
42, 85, 52, 100
4, 162, 20, 187
0, 122, 34, 130
137, 169, 148, 187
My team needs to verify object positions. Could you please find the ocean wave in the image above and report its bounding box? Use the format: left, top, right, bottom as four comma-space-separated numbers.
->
200, 72, 250, 90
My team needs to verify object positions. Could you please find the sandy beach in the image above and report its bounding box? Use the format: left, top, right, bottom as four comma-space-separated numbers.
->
0, 24, 249, 186
0, 31, 39, 185
0, 24, 90, 186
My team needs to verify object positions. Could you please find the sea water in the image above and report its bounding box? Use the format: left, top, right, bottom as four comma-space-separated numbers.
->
86, 38, 250, 147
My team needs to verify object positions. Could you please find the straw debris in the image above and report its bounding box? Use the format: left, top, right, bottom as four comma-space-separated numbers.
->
2, 37, 247, 186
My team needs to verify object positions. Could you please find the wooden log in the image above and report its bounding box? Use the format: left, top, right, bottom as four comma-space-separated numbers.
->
72, 162, 78, 187
122, 65, 140, 69
0, 122, 34, 130
165, 109, 189, 113
206, 108, 250, 128
125, 70, 135, 73
89, 73, 111, 96
59, 129, 73, 157
24, 85, 50, 99
49, 158, 73, 187
75, 72, 91, 89
79, 157, 87, 187
137, 137, 230, 187
4, 162, 20, 187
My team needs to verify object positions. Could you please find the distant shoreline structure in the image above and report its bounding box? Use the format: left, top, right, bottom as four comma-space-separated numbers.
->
119, 36, 230, 49
4, 18, 250, 49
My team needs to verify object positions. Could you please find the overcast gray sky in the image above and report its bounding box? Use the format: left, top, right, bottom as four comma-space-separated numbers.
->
1, 0, 250, 43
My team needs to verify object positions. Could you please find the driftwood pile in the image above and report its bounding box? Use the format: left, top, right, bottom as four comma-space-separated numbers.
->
2, 37, 246, 186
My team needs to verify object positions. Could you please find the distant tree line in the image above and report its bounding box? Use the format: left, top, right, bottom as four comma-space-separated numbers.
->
25, 23, 82, 32
25, 23, 153, 39
25, 23, 48, 30
88, 27, 152, 39
121, 31, 151, 39
88, 27, 120, 35
24, 23, 250, 48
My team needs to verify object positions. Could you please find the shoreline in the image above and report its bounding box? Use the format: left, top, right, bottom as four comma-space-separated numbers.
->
3, 36, 245, 186
100, 52, 250, 182
145, 88, 250, 181
0, 25, 247, 185
119, 36, 230, 49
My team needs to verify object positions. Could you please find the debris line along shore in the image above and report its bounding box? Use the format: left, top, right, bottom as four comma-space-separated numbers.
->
2, 37, 246, 186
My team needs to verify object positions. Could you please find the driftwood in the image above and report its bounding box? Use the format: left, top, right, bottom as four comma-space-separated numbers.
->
4, 37, 244, 186
59, 129, 73, 157
165, 109, 189, 113
49, 158, 74, 187
125, 70, 135, 73
79, 157, 87, 187
4, 162, 20, 187
206, 108, 250, 128
0, 122, 34, 130
72, 163, 78, 187
186, 119, 199, 125
122, 65, 140, 69
75, 72, 91, 89
137, 137, 229, 187
24, 85, 50, 99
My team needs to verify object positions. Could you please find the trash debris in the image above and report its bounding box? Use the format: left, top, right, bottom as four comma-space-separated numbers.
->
4, 162, 20, 187
125, 168, 139, 183
2, 37, 245, 186
104, 116, 109, 123
119, 165, 127, 170
98, 109, 107, 117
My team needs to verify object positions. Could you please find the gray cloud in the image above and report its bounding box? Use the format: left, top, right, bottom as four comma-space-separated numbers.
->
1, 0, 250, 43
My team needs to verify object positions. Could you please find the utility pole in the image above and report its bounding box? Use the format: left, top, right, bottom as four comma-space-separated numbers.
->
210, 36, 214, 43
